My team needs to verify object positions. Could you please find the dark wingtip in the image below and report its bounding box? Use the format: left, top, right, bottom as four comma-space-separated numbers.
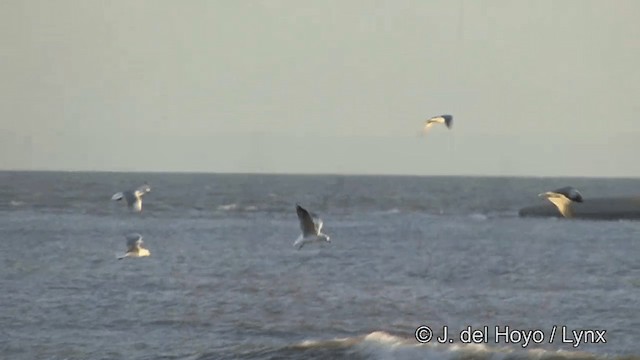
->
444, 115, 453, 128
552, 186, 583, 202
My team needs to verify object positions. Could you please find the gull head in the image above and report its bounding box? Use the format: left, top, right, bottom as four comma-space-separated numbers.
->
135, 184, 152, 197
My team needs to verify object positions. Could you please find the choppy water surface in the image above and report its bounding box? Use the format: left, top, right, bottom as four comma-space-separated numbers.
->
1, 172, 639, 359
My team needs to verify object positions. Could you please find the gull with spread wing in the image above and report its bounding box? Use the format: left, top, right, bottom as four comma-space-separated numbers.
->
111, 183, 151, 212
293, 204, 331, 250
117, 233, 151, 259
538, 186, 584, 218
423, 114, 453, 133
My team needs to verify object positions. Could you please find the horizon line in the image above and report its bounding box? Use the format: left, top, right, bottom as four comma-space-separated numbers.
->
1, 168, 639, 180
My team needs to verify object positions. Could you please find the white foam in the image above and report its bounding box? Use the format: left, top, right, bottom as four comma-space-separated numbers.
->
372, 208, 401, 215
362, 331, 409, 347
293, 336, 359, 349
469, 213, 488, 221
217, 203, 238, 211
297, 331, 607, 360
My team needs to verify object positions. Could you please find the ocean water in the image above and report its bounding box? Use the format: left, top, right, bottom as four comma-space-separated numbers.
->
1, 171, 639, 360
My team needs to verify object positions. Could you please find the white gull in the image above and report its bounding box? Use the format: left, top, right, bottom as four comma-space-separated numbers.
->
111, 183, 151, 212
117, 233, 151, 259
293, 204, 331, 250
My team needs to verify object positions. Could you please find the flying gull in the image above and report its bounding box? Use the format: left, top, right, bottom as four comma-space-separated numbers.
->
294, 204, 331, 250
111, 183, 151, 212
423, 114, 453, 132
117, 233, 151, 259
538, 186, 583, 218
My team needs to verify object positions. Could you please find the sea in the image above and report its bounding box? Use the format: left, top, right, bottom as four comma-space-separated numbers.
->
1, 171, 639, 360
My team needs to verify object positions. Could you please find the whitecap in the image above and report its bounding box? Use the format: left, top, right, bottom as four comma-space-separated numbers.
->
217, 203, 238, 211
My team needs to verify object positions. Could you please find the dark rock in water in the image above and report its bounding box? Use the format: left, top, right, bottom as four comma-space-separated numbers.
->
519, 197, 640, 220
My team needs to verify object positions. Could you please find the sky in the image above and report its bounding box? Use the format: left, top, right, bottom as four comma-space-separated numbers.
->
1, 0, 639, 177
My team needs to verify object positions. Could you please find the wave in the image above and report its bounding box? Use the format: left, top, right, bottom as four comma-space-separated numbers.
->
372, 208, 402, 215
468, 213, 488, 221
349, 331, 604, 360
216, 203, 260, 213
0, 203, 545, 222
193, 331, 630, 360
218, 203, 239, 211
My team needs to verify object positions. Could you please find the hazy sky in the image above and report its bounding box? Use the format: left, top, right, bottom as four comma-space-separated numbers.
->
2, 0, 639, 176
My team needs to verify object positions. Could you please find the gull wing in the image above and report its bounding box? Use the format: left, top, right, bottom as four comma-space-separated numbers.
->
125, 233, 143, 251
538, 187, 582, 218
309, 212, 323, 233
122, 191, 138, 206
425, 114, 453, 129
542, 193, 572, 218
296, 204, 318, 236
552, 186, 583, 202
441, 115, 453, 128
113, 190, 137, 206
131, 198, 142, 212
